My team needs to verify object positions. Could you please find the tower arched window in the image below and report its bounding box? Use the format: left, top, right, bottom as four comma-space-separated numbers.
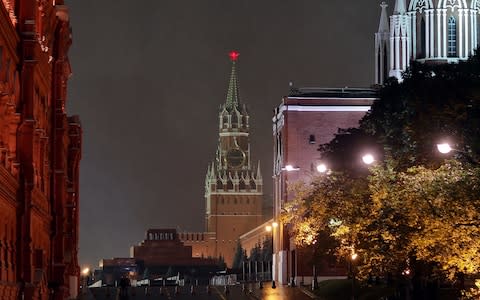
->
448, 16, 457, 57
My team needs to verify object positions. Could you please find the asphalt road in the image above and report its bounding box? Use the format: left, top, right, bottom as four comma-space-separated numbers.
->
82, 284, 315, 300
85, 285, 255, 300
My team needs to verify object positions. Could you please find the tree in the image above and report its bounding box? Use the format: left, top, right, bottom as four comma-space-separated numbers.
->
232, 241, 247, 270
321, 54, 480, 172
282, 53, 480, 296
249, 243, 262, 262
261, 237, 273, 262
143, 267, 150, 280
165, 266, 174, 278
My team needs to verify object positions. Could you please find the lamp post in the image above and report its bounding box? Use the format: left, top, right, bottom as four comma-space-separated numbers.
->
81, 267, 90, 295
350, 253, 358, 300
436, 142, 479, 165
266, 222, 278, 289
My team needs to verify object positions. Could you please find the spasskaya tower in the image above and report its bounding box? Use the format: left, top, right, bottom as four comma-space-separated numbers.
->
203, 52, 263, 266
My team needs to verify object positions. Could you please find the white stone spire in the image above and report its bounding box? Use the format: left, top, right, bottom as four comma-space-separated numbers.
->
256, 161, 262, 180
393, 0, 406, 15
378, 2, 389, 33
375, 2, 390, 85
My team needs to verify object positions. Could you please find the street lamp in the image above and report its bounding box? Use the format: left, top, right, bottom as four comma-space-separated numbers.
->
266, 222, 277, 289
362, 154, 375, 165
350, 253, 358, 300
283, 165, 300, 171
316, 163, 328, 173
436, 142, 479, 165
437, 143, 452, 154
81, 267, 90, 295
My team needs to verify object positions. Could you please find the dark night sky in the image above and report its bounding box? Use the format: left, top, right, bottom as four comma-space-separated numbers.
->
65, 0, 391, 267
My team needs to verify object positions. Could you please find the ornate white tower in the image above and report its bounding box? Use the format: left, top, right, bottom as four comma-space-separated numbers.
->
390, 0, 411, 80
375, 0, 480, 83
375, 2, 391, 85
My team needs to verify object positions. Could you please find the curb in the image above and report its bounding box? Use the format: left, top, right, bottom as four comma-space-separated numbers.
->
298, 285, 323, 299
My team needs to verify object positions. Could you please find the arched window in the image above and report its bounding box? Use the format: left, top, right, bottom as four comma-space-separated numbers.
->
447, 16, 457, 57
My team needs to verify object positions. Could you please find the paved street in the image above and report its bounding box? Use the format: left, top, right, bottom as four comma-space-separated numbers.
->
80, 284, 315, 300
83, 285, 254, 300
249, 285, 315, 300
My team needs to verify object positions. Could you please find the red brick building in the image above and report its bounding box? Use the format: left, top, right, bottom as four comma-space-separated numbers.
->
272, 87, 377, 285
131, 229, 219, 269
0, 1, 81, 299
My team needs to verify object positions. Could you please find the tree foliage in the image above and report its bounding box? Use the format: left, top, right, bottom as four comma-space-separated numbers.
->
283, 53, 480, 296
284, 162, 480, 280
232, 241, 247, 270
321, 54, 480, 173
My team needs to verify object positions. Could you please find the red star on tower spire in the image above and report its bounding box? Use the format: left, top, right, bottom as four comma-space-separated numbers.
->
229, 51, 240, 62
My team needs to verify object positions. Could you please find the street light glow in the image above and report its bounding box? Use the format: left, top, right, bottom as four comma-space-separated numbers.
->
362, 154, 375, 165
351, 253, 358, 261
437, 143, 452, 154
82, 267, 90, 275
316, 163, 328, 173
283, 165, 300, 171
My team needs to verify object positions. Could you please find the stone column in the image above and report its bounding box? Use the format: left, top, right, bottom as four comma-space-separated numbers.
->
443, 9, 447, 57
464, 9, 469, 57
460, 9, 464, 58
412, 13, 417, 59
426, 10, 430, 58
430, 9, 435, 58
437, 9, 442, 58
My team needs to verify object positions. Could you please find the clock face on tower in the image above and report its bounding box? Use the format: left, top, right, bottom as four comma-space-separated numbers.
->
226, 149, 245, 168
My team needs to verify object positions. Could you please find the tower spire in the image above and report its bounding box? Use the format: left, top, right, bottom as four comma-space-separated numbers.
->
225, 51, 241, 110
394, 0, 406, 14
375, 2, 390, 85
378, 2, 389, 33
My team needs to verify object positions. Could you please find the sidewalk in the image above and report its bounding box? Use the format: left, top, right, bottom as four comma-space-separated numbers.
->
77, 289, 96, 300
247, 282, 320, 300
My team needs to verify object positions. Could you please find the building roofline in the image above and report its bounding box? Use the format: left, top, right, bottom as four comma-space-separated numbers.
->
288, 87, 379, 99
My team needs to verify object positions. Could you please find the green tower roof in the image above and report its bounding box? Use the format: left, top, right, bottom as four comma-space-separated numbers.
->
225, 51, 241, 110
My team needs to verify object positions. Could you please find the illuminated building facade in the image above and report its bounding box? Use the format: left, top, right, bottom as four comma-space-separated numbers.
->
272, 88, 377, 285
0, 1, 82, 299
375, 0, 480, 84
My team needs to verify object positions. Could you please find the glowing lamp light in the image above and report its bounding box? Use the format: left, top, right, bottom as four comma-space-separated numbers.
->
266, 225, 272, 232
283, 165, 299, 171
229, 51, 240, 61
362, 154, 375, 165
82, 267, 90, 276
351, 253, 358, 261
437, 143, 452, 154
316, 164, 328, 173
272, 222, 279, 228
